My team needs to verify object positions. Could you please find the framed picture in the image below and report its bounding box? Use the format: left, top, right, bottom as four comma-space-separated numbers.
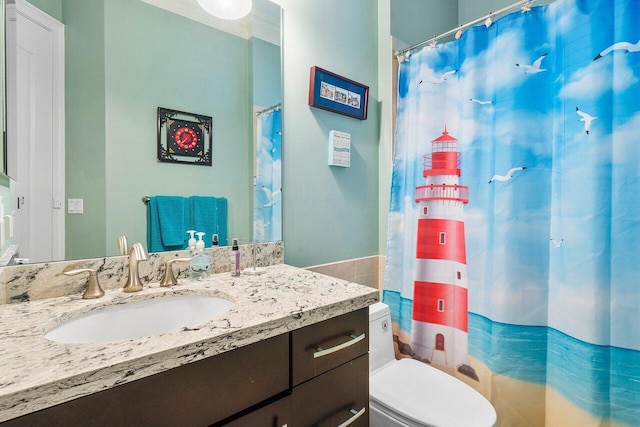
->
157, 107, 212, 166
308, 66, 369, 120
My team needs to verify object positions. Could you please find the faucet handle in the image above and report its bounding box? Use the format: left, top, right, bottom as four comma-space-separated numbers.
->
160, 257, 192, 287
63, 266, 105, 299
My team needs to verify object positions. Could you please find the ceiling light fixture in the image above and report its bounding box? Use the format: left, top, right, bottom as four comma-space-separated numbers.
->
197, 0, 253, 20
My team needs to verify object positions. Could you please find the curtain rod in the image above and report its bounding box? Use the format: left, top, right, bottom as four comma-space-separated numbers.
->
256, 103, 281, 116
397, 0, 533, 56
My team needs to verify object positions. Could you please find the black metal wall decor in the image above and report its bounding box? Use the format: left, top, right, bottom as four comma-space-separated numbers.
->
157, 107, 212, 166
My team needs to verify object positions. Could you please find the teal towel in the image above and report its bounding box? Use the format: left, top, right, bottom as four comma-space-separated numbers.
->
147, 196, 190, 252
191, 196, 228, 247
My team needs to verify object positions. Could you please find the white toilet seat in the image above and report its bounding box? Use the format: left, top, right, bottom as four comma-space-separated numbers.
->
370, 358, 497, 427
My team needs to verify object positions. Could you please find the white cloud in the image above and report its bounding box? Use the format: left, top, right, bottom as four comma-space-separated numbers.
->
459, 27, 550, 95
611, 112, 640, 166
561, 56, 638, 100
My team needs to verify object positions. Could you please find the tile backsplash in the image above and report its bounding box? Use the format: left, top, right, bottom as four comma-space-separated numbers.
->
306, 255, 384, 292
2, 241, 283, 304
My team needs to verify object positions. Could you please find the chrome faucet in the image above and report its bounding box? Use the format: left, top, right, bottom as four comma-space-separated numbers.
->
123, 243, 149, 292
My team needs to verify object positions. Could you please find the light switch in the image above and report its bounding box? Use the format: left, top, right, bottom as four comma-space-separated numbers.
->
67, 198, 84, 214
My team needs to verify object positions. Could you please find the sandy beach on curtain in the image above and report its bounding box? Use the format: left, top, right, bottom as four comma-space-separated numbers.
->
450, 356, 628, 427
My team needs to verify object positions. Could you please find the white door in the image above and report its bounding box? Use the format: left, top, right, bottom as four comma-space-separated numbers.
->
9, 1, 64, 263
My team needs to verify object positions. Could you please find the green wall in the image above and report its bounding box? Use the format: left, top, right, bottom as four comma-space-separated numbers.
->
390, 0, 458, 46
279, 0, 379, 267
251, 38, 281, 109
26, 0, 62, 21
458, 0, 518, 25
63, 0, 107, 260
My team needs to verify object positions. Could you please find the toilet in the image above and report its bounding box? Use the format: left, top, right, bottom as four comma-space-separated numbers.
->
369, 302, 497, 427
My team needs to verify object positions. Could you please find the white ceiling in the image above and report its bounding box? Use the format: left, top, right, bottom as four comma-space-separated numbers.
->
140, 0, 281, 45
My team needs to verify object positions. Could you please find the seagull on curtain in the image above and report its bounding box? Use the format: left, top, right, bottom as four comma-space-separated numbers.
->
262, 187, 282, 207
419, 70, 457, 85
576, 107, 597, 134
516, 53, 548, 73
550, 238, 564, 247
470, 98, 493, 105
488, 166, 527, 183
593, 40, 640, 60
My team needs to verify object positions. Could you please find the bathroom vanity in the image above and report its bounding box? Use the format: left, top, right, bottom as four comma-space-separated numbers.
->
0, 264, 378, 426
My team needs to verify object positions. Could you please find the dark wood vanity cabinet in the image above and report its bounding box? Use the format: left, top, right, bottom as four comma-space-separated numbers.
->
291, 308, 369, 427
1, 308, 369, 427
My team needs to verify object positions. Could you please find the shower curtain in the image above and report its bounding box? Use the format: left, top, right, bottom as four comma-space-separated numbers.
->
383, 0, 640, 425
254, 107, 282, 243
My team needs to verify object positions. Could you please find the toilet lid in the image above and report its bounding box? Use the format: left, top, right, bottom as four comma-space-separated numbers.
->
370, 359, 497, 427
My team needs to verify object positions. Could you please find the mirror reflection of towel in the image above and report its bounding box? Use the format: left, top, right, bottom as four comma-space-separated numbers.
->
192, 196, 228, 247
147, 195, 228, 252
147, 196, 189, 253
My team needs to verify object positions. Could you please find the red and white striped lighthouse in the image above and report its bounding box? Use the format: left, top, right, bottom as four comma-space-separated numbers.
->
410, 126, 477, 380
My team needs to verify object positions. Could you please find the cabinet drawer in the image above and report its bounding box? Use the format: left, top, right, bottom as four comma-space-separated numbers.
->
220, 394, 292, 427
292, 308, 368, 386
292, 353, 369, 427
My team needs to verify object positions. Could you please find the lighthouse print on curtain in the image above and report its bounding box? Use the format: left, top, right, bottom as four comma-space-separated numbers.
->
383, 0, 640, 425
411, 127, 476, 379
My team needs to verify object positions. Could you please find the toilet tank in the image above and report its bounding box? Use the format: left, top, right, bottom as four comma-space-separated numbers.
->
369, 302, 396, 373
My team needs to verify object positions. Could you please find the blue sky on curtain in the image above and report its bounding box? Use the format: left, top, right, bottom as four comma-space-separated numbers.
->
253, 108, 282, 243
383, 0, 640, 424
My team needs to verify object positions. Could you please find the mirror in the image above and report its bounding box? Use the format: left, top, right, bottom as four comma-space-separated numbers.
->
3, 0, 282, 264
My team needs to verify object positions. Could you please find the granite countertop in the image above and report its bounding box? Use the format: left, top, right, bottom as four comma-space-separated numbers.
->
0, 264, 379, 422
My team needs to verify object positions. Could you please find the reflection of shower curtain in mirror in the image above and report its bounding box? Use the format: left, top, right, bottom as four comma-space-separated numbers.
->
383, 0, 640, 425
254, 108, 282, 243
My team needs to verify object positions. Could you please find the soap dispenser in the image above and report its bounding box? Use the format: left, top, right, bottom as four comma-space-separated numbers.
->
187, 230, 197, 251
189, 232, 211, 280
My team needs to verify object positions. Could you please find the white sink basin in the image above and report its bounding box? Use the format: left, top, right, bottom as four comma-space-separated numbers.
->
44, 295, 234, 344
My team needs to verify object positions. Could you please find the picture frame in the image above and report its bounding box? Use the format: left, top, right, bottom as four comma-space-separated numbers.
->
157, 107, 212, 166
308, 66, 369, 120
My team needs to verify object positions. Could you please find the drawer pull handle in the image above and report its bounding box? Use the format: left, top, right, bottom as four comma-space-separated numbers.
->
313, 333, 365, 358
337, 407, 366, 427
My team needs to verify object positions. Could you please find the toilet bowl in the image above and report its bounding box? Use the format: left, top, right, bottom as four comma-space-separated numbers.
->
369, 302, 497, 427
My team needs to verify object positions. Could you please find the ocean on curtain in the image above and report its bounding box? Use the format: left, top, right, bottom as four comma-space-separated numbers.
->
254, 107, 282, 243
383, 0, 640, 425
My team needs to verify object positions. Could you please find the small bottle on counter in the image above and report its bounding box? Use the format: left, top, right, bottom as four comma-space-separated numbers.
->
230, 238, 240, 277
212, 233, 219, 246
